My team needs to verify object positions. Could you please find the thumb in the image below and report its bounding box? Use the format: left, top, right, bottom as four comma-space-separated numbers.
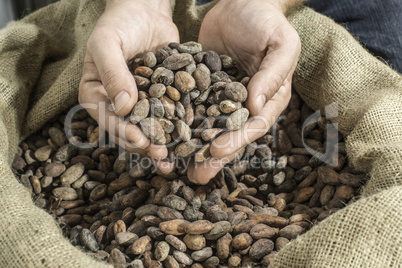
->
246, 58, 291, 117
246, 25, 300, 116
89, 32, 138, 115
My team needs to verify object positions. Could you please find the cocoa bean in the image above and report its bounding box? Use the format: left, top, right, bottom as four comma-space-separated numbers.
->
231, 233, 253, 250
183, 234, 206, 250
154, 241, 170, 261
217, 233, 232, 261
159, 219, 190, 235
174, 139, 202, 158
175, 71, 196, 93
165, 235, 187, 252
224, 82, 247, 102
135, 66, 153, 78
174, 120, 191, 142
126, 236, 152, 255
226, 108, 249, 131
151, 67, 174, 85
279, 224, 305, 240
166, 86, 181, 101
193, 63, 211, 91
163, 53, 193, 71
139, 118, 166, 145
249, 239, 274, 260
177, 41, 202, 55
204, 51, 222, 73
250, 224, 278, 240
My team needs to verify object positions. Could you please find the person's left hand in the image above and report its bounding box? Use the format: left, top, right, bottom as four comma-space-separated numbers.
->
187, 0, 301, 184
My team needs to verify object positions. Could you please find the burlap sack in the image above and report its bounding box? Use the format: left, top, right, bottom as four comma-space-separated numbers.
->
0, 0, 400, 267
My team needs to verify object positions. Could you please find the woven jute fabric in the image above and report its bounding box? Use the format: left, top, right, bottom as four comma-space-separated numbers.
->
0, 0, 400, 267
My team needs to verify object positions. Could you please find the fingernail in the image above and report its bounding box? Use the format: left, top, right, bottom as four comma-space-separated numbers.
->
256, 95, 266, 114
114, 91, 130, 113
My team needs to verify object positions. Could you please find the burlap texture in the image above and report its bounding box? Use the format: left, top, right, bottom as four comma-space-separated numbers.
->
0, 0, 112, 267
0, 0, 401, 267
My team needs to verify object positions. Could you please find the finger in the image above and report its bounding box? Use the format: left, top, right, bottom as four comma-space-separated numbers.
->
210, 71, 293, 159
108, 133, 148, 156
87, 30, 138, 115
110, 133, 169, 160
187, 148, 243, 185
246, 24, 300, 116
154, 159, 176, 174
79, 76, 150, 150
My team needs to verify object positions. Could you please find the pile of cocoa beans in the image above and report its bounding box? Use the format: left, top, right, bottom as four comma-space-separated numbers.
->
11, 44, 368, 268
129, 42, 249, 160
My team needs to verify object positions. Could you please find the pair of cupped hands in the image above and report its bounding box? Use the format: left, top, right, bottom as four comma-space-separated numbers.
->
79, 0, 301, 185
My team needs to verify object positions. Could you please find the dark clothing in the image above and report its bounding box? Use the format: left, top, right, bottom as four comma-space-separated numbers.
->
197, 0, 402, 73
307, 0, 402, 73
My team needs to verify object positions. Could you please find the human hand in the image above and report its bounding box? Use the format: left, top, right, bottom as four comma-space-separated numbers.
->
189, 0, 302, 184
79, 0, 179, 160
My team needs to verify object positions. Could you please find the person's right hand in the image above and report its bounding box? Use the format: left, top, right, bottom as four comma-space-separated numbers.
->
79, 0, 179, 160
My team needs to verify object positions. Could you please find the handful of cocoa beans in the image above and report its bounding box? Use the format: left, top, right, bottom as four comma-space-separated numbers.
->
129, 41, 249, 160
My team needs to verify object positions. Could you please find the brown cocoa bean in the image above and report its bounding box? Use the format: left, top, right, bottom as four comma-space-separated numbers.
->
224, 82, 247, 102
151, 67, 174, 85
216, 233, 232, 261
139, 118, 166, 145
174, 120, 191, 142
157, 206, 184, 221
134, 75, 151, 90
165, 235, 187, 252
219, 100, 241, 114
175, 71, 196, 93
226, 108, 249, 130
143, 52, 157, 68
173, 250, 193, 266
202, 256, 220, 268
159, 219, 190, 235
183, 234, 206, 250
288, 155, 310, 169
126, 235, 152, 255
53, 187, 78, 201
320, 185, 335, 205
185, 220, 214, 234
191, 247, 213, 262
163, 255, 180, 268
250, 224, 278, 240
163, 53, 193, 71
155, 241, 170, 261
276, 130, 292, 154
231, 233, 253, 250
279, 224, 305, 240
249, 238, 274, 260
204, 51, 222, 73
130, 99, 150, 124
193, 63, 211, 91
318, 166, 340, 185
166, 86, 181, 101
135, 66, 153, 78
339, 173, 363, 187
115, 232, 138, 246
292, 187, 315, 203
174, 139, 202, 158
333, 185, 354, 200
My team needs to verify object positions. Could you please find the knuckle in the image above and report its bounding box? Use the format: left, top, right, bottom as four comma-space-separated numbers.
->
269, 72, 286, 92
102, 68, 120, 97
